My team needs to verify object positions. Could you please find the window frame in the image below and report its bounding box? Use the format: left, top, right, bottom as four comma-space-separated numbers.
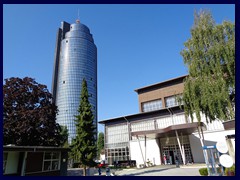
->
165, 95, 182, 108
142, 99, 163, 112
42, 152, 61, 172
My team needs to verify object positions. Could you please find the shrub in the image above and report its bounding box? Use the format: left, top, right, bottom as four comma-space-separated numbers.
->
225, 165, 235, 176
199, 168, 208, 176
73, 162, 81, 168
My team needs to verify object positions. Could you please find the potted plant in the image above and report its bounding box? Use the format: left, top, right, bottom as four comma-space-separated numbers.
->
225, 165, 235, 176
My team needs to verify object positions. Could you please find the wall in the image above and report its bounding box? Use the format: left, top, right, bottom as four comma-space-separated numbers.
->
138, 80, 184, 111
130, 139, 161, 168
5, 152, 19, 175
189, 129, 235, 163
226, 138, 235, 164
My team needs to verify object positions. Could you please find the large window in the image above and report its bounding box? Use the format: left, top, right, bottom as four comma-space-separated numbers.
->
105, 146, 129, 165
142, 99, 162, 112
42, 152, 60, 171
165, 95, 182, 108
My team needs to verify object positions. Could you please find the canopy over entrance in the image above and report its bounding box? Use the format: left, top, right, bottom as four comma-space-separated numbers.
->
131, 122, 206, 166
131, 122, 206, 139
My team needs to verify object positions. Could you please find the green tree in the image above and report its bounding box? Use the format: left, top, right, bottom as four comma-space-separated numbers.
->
3, 77, 64, 146
60, 125, 69, 147
97, 132, 104, 159
180, 10, 235, 123
70, 78, 97, 176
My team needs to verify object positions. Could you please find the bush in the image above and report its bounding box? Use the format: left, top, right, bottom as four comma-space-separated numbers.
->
73, 162, 82, 168
199, 168, 208, 176
225, 165, 235, 176
217, 167, 223, 174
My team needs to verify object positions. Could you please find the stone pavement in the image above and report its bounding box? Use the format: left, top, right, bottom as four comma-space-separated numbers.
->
112, 164, 206, 176
68, 163, 207, 176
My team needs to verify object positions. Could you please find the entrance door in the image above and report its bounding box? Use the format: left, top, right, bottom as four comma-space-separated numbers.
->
169, 151, 175, 164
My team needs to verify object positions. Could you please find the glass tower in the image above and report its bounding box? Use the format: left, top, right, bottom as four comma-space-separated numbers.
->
52, 20, 97, 143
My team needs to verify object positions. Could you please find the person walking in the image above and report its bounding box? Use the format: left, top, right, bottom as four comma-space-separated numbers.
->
163, 154, 167, 165
175, 155, 180, 168
98, 167, 102, 175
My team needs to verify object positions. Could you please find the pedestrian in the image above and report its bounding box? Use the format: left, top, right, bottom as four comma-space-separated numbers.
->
163, 154, 167, 165
106, 167, 110, 176
175, 156, 179, 167
98, 167, 101, 175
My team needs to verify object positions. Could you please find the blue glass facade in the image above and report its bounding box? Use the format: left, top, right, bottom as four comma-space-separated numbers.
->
52, 20, 97, 143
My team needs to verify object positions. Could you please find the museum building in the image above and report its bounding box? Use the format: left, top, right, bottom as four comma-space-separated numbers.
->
99, 75, 235, 167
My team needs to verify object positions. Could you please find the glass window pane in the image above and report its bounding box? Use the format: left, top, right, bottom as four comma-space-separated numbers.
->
52, 161, 59, 170
44, 161, 51, 171
142, 99, 162, 112
52, 152, 59, 159
44, 152, 52, 160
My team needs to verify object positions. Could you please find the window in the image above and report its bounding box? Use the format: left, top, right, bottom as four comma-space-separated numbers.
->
42, 152, 60, 171
165, 95, 182, 108
3, 152, 7, 174
142, 99, 162, 112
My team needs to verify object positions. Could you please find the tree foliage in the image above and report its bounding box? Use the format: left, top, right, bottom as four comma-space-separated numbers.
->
70, 78, 97, 176
180, 10, 235, 123
3, 77, 64, 146
59, 125, 69, 147
97, 132, 104, 158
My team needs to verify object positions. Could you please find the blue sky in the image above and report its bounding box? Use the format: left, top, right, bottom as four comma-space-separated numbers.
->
3, 4, 235, 133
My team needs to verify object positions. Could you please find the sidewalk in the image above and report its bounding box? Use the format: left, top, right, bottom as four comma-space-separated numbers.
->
69, 163, 207, 176
180, 163, 207, 169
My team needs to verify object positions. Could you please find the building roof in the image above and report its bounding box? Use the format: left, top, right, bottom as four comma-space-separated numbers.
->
131, 122, 206, 139
222, 119, 235, 130
99, 75, 188, 125
134, 74, 188, 93
3, 145, 70, 152
98, 105, 183, 124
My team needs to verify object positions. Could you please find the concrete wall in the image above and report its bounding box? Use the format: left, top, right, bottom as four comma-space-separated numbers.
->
189, 129, 235, 163
226, 138, 235, 164
130, 139, 161, 168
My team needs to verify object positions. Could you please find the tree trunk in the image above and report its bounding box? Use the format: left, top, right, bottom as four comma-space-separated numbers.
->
83, 166, 87, 176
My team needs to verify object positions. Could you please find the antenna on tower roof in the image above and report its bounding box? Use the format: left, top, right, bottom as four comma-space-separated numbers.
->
76, 9, 80, 23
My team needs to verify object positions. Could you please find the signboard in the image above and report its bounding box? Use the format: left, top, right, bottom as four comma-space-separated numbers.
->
216, 141, 228, 153
202, 145, 216, 149
219, 154, 233, 168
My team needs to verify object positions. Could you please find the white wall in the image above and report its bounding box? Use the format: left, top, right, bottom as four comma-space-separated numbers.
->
5, 152, 19, 174
130, 139, 161, 168
189, 129, 235, 163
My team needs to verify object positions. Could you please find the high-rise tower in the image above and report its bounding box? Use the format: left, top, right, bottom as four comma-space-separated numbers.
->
52, 20, 97, 143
